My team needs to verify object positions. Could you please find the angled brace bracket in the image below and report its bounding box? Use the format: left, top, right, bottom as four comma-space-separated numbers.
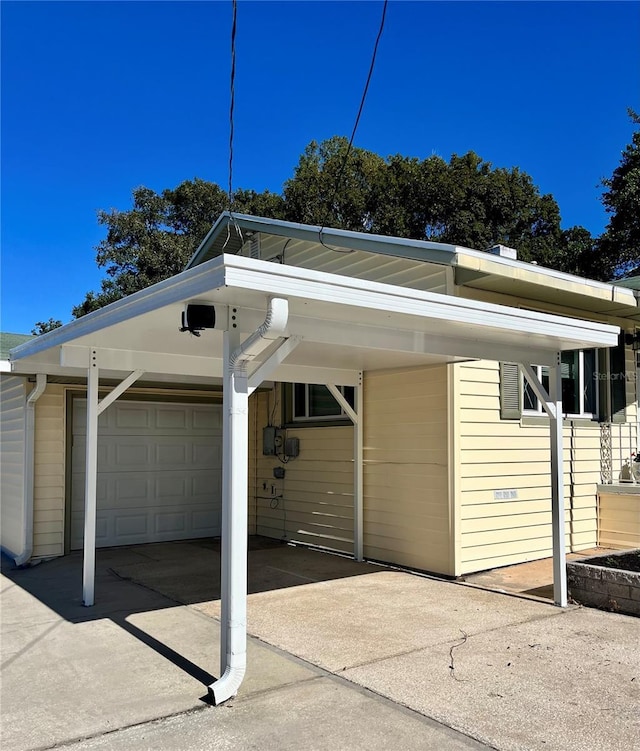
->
327, 383, 357, 424
519, 363, 557, 419
97, 370, 145, 416
247, 336, 302, 393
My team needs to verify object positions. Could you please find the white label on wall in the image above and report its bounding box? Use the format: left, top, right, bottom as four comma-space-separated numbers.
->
494, 489, 518, 500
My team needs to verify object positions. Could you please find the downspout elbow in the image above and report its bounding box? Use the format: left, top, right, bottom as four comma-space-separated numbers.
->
229, 297, 289, 369
208, 656, 247, 705
15, 373, 47, 567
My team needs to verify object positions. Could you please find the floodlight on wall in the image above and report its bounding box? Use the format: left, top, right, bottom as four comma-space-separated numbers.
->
180, 304, 216, 337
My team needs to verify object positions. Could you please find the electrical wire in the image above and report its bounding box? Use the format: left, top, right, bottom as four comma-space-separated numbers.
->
228, 0, 237, 211
223, 0, 244, 251
318, 0, 389, 253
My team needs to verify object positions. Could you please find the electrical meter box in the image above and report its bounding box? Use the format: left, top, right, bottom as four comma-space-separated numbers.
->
263, 427, 285, 456
284, 437, 300, 458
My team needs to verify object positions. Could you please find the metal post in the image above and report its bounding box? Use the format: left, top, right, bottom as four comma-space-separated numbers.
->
354, 372, 364, 561
549, 355, 568, 607
211, 329, 249, 704
218, 328, 240, 677
82, 352, 99, 606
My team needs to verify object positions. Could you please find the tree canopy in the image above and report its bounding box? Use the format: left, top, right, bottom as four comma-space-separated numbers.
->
69, 129, 638, 320
597, 109, 640, 279
31, 318, 63, 335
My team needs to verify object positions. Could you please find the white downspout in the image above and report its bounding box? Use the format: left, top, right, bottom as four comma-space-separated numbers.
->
210, 298, 289, 705
15, 374, 47, 567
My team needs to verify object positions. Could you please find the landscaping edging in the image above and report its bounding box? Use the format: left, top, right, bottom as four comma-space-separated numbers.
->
567, 551, 640, 616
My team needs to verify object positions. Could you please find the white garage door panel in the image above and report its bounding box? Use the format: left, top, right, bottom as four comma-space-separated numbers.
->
71, 400, 222, 550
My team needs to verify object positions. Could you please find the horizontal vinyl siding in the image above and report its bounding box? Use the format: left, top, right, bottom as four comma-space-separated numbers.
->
254, 389, 354, 553
1, 376, 27, 556
458, 360, 612, 574
363, 366, 451, 574
33, 385, 65, 558
598, 491, 640, 549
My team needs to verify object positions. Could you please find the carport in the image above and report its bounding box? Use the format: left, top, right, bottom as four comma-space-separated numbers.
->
10, 247, 619, 704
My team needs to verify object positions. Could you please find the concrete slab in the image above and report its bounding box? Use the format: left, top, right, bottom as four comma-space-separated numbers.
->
343, 606, 640, 751
3, 541, 639, 751
208, 571, 562, 672
0, 559, 319, 751
56, 678, 490, 751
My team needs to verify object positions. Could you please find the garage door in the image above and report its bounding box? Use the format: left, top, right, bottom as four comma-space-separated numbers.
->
70, 399, 222, 549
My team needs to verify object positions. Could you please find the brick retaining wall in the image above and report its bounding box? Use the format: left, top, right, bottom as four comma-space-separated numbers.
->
567, 554, 640, 617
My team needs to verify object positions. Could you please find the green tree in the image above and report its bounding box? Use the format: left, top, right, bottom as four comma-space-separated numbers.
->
72, 179, 284, 317
75, 137, 600, 317
598, 109, 640, 279
283, 138, 564, 264
32, 318, 63, 335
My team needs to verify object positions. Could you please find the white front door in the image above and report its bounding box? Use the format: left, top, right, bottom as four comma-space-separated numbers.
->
70, 399, 222, 549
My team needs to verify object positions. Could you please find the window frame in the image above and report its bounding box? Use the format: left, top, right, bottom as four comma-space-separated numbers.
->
285, 383, 355, 426
522, 349, 599, 420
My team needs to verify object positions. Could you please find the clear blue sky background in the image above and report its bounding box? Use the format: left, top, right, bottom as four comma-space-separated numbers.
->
2, 0, 639, 333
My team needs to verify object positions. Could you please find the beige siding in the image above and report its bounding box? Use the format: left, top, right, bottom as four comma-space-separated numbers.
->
33, 385, 65, 558
254, 388, 354, 553
363, 366, 451, 574
598, 490, 640, 549
456, 360, 615, 574
1, 376, 27, 556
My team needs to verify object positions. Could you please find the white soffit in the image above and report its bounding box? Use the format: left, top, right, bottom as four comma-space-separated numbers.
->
10, 254, 619, 382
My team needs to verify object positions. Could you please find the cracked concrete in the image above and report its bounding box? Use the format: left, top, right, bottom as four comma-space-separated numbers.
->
2, 540, 639, 751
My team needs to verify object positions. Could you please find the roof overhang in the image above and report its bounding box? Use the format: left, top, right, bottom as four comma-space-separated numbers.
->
9, 254, 620, 385
186, 213, 640, 323
453, 251, 640, 321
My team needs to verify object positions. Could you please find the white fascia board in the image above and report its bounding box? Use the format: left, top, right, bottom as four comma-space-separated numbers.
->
0, 360, 11, 373
221, 256, 619, 350
267, 364, 360, 387
61, 345, 222, 379
453, 250, 637, 307
59, 344, 359, 386
10, 260, 227, 364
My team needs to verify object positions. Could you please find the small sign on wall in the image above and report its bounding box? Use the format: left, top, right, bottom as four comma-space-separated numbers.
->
494, 489, 518, 500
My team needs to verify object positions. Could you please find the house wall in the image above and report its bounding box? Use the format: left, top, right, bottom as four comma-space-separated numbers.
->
253, 388, 355, 553
363, 365, 451, 574
454, 358, 637, 575
598, 489, 640, 549
33, 384, 66, 558
1, 376, 27, 557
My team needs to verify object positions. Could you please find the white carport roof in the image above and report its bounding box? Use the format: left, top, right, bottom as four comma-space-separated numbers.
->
8, 242, 621, 707
10, 252, 619, 382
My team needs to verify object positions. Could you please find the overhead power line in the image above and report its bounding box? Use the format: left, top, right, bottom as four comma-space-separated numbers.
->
319, 0, 389, 250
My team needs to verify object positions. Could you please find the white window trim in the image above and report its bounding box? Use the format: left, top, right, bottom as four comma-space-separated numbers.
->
523, 350, 599, 419
291, 384, 354, 423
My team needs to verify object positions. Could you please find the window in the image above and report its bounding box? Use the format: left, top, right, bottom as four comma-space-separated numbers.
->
501, 336, 628, 422
523, 350, 598, 418
290, 384, 355, 423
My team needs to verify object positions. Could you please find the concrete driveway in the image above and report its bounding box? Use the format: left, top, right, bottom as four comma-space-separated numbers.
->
2, 538, 638, 750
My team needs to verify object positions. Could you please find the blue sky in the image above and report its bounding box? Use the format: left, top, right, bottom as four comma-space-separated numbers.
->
2, 0, 639, 333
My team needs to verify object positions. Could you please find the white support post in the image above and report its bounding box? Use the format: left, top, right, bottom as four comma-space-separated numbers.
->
354, 373, 364, 562
217, 328, 239, 678
327, 377, 364, 561
83, 351, 99, 607
211, 330, 250, 704
549, 354, 568, 607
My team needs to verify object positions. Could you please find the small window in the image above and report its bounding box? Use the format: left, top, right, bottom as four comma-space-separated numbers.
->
290, 384, 355, 422
523, 349, 598, 418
